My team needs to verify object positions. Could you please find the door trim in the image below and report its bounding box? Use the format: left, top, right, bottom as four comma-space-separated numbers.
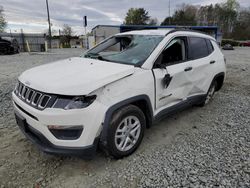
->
153, 94, 206, 123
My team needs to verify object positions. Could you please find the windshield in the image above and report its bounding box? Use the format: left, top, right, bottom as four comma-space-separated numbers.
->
82, 35, 163, 66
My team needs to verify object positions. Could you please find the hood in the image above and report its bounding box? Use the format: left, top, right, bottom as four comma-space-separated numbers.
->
19, 57, 135, 95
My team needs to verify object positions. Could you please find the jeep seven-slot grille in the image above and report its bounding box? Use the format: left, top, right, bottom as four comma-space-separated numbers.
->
14, 81, 53, 110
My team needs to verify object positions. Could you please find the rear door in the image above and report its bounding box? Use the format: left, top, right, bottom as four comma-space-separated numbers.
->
185, 37, 215, 96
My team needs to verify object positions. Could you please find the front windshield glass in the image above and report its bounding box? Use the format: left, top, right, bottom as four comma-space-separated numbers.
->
82, 35, 163, 66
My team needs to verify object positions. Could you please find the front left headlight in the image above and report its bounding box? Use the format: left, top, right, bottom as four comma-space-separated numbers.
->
53, 95, 96, 110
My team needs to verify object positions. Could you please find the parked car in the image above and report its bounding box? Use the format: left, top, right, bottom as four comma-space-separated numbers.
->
12, 29, 226, 159
240, 41, 250, 47
222, 44, 234, 50
0, 37, 19, 55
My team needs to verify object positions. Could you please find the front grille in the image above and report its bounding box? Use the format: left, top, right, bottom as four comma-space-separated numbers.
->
14, 81, 54, 110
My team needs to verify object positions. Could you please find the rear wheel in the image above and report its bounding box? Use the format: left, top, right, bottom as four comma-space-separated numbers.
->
200, 81, 217, 106
106, 105, 146, 159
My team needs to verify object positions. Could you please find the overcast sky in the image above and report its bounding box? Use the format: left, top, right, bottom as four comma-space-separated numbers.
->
1, 0, 250, 35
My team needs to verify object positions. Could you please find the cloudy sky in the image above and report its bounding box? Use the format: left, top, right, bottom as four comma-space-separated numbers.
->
1, 0, 250, 35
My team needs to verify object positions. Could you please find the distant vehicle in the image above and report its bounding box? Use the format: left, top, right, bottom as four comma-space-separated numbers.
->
0, 37, 20, 55
222, 44, 234, 50
240, 41, 250, 47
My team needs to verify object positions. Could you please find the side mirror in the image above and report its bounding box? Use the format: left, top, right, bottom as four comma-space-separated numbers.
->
154, 54, 166, 69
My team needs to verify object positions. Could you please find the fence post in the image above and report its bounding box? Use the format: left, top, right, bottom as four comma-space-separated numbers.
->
45, 41, 48, 52
21, 29, 26, 52
26, 40, 30, 52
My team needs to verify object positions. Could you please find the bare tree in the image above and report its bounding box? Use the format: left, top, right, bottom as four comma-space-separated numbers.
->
60, 24, 73, 47
0, 6, 7, 32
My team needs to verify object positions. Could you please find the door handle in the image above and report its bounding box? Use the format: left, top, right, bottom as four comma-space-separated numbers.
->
210, 60, 216, 64
184, 67, 192, 72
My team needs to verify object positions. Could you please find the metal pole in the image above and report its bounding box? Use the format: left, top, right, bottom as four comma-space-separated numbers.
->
46, 0, 52, 49
83, 16, 88, 49
169, 0, 171, 25
21, 29, 25, 52
84, 26, 87, 49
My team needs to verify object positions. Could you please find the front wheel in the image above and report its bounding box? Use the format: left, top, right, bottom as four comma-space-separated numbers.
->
106, 105, 146, 159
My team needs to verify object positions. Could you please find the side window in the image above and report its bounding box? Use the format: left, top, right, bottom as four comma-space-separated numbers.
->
206, 39, 214, 54
160, 37, 187, 65
188, 37, 209, 60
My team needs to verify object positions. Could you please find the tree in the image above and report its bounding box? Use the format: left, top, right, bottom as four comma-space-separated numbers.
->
222, 0, 239, 34
196, 4, 216, 25
0, 6, 7, 32
161, 4, 198, 26
124, 8, 150, 25
232, 9, 250, 40
161, 17, 172, 25
148, 18, 158, 25
60, 24, 73, 47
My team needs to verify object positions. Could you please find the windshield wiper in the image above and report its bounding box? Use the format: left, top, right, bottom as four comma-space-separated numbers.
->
84, 52, 111, 62
84, 52, 99, 58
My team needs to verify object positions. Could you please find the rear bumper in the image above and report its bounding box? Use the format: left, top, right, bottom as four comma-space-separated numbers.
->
15, 112, 98, 159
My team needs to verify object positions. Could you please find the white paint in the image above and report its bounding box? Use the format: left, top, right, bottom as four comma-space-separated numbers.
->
19, 57, 135, 95
13, 30, 226, 149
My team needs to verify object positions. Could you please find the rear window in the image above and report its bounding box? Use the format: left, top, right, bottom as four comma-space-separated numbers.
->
188, 37, 209, 60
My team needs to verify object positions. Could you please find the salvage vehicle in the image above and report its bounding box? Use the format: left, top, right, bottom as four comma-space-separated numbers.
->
13, 29, 226, 159
0, 37, 19, 55
222, 44, 234, 50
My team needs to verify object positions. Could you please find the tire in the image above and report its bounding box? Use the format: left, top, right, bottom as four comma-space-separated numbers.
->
200, 81, 217, 106
106, 105, 146, 159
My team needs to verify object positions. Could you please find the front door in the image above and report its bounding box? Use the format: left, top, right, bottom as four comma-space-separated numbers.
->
153, 37, 193, 111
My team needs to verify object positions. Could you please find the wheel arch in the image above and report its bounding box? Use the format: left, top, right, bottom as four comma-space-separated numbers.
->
213, 72, 225, 91
100, 95, 153, 146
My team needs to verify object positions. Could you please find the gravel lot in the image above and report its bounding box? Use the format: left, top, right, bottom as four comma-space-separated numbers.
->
0, 48, 249, 188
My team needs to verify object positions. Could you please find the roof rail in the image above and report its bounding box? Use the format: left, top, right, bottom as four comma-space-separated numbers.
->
166, 28, 207, 36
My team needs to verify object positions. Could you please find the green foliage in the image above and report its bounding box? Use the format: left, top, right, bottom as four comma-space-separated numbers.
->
0, 6, 7, 32
221, 39, 240, 46
160, 0, 250, 40
124, 8, 150, 25
161, 4, 197, 26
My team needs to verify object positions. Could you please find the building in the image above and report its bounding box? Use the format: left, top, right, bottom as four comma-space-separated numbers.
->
91, 25, 222, 46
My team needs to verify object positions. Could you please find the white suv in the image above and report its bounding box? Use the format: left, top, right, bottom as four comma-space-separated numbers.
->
13, 29, 226, 159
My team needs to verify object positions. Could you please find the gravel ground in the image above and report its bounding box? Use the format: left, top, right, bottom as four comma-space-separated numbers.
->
0, 48, 249, 188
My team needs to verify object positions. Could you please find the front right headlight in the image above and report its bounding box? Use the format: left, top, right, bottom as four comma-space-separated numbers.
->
53, 95, 96, 110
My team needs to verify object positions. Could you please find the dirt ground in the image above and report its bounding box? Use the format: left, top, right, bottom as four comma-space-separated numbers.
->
0, 48, 249, 188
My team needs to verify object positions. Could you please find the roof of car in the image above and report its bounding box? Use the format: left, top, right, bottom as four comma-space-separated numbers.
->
115, 29, 173, 36
116, 29, 215, 40
0, 37, 15, 42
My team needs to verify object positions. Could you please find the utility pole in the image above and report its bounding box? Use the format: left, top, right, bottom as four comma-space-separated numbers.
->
169, 0, 171, 25
83, 16, 88, 49
46, 0, 52, 49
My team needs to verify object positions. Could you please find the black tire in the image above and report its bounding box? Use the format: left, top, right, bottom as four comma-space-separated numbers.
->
3, 47, 8, 55
106, 105, 146, 159
200, 80, 217, 106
